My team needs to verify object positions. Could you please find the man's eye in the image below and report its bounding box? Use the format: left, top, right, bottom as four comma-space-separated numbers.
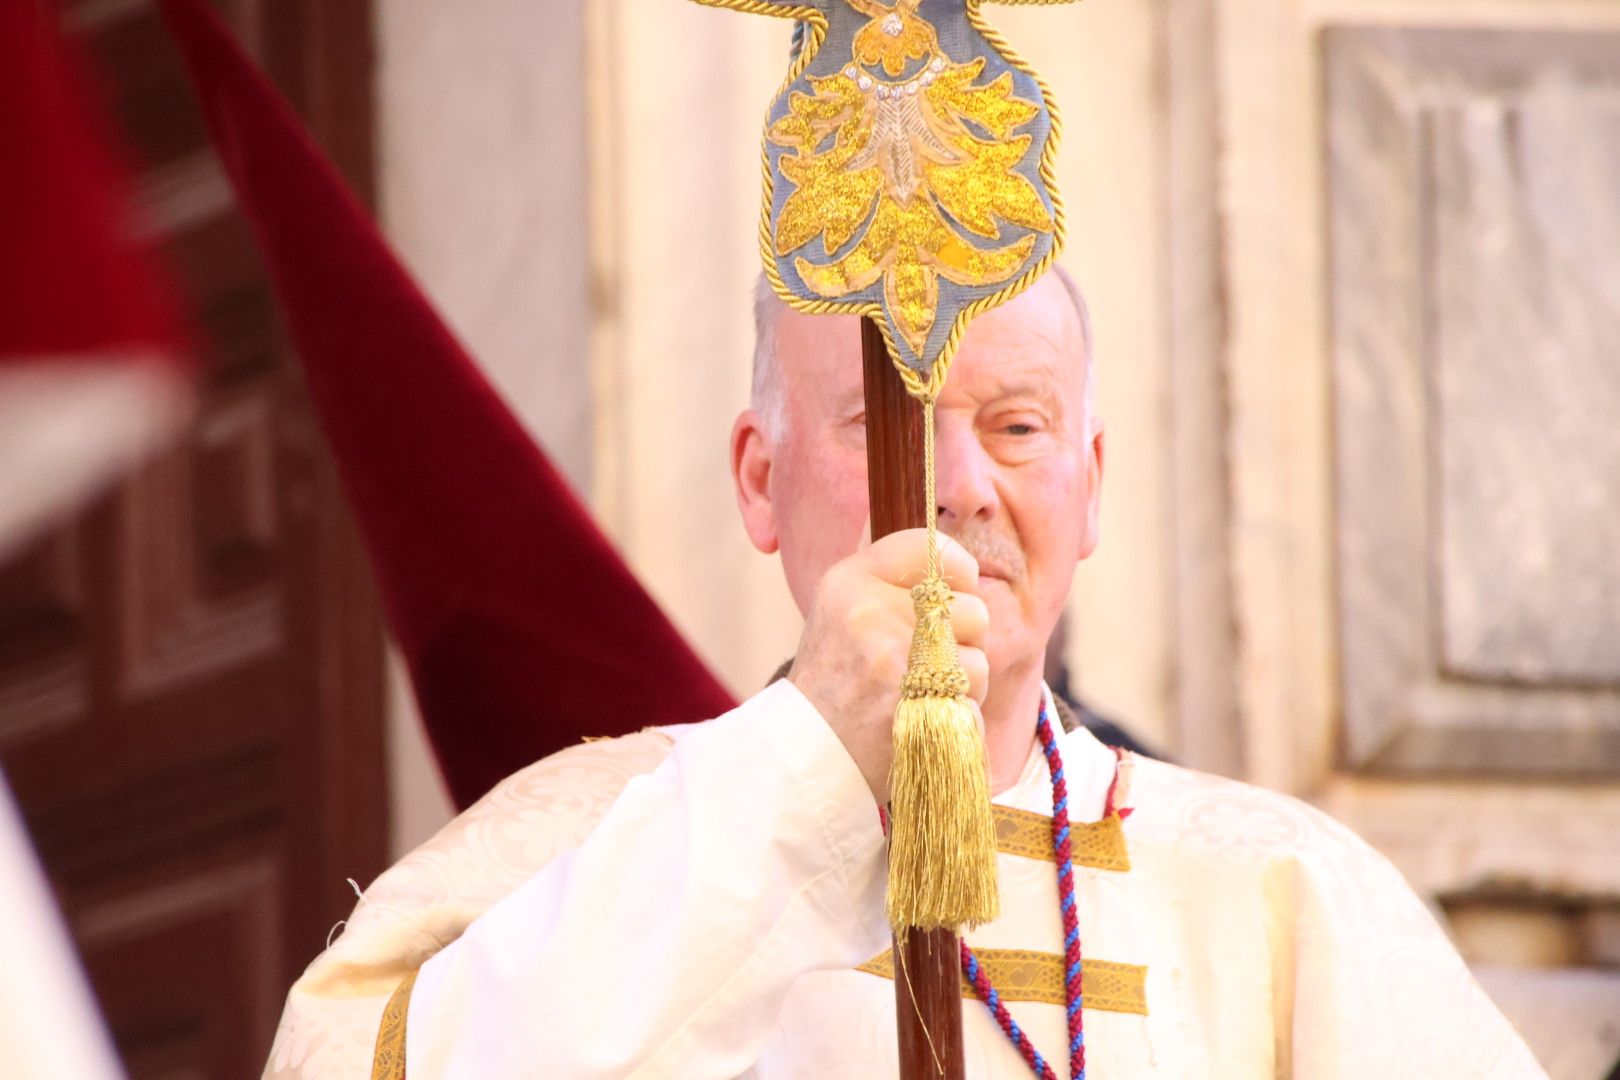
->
1001, 421, 1039, 436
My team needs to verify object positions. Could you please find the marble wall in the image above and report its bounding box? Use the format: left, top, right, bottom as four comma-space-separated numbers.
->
1327, 26, 1620, 776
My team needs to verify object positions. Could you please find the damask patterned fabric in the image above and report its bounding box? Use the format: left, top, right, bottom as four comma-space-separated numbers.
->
264, 682, 1543, 1078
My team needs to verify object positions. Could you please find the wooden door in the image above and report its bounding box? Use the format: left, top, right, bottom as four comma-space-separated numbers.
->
0, 2, 385, 1076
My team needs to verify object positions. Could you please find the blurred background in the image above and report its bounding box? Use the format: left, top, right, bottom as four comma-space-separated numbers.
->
3, 0, 1619, 1076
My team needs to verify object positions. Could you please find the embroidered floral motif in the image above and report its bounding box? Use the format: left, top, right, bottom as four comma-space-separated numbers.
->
768, 11, 1054, 358
850, 0, 936, 74
688, 0, 1072, 377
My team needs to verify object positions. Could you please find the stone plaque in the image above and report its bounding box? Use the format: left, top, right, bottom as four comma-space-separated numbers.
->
1327, 26, 1620, 776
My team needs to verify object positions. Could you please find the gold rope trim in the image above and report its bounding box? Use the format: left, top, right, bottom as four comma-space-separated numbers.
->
993, 806, 1130, 871
704, 0, 1068, 399
859, 948, 1147, 1015
370, 969, 419, 1080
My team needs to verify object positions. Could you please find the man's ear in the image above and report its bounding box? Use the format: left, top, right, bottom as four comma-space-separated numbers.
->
1077, 419, 1105, 561
731, 410, 780, 554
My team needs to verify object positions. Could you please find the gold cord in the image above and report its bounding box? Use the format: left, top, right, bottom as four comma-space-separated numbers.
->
923, 395, 940, 582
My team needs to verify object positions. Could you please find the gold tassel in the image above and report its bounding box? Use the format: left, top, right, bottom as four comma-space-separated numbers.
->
885, 397, 1000, 933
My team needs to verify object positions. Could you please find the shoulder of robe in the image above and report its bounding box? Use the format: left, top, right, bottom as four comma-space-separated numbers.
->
1119, 755, 1427, 914
1123, 755, 1374, 856
1119, 761, 1544, 1076
297, 725, 686, 996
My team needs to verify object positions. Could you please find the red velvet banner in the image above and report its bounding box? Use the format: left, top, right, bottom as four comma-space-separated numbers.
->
156, 0, 738, 808
0, 4, 183, 362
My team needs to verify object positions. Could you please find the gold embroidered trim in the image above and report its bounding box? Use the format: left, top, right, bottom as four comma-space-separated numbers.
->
993, 806, 1130, 871
370, 969, 418, 1080
859, 948, 1147, 1015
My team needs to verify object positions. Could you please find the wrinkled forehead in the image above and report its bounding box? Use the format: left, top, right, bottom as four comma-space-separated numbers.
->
771, 273, 1089, 411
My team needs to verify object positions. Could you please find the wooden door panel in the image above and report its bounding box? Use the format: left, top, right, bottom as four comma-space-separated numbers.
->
1, 2, 385, 1076
115, 411, 286, 704
0, 532, 93, 750
76, 847, 284, 1078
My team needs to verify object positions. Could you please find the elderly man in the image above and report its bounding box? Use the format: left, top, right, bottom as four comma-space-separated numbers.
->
264, 271, 1541, 1078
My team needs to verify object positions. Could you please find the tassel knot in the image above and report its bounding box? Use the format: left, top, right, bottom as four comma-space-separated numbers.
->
886, 571, 1000, 933
899, 580, 971, 699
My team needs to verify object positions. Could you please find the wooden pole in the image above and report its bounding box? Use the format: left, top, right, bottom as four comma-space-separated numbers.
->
860, 316, 966, 1079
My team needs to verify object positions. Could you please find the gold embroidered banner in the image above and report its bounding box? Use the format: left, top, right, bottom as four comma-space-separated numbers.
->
691, 0, 1073, 382
858, 948, 1148, 1015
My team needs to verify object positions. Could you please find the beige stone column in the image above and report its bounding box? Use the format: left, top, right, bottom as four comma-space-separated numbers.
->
375, 0, 595, 851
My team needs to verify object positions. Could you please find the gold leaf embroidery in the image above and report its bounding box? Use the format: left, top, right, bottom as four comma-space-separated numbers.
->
767, 0, 1055, 356
928, 62, 1039, 141
848, 0, 939, 76
925, 134, 1049, 240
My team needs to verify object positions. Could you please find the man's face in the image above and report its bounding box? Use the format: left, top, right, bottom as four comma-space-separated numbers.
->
732, 273, 1105, 686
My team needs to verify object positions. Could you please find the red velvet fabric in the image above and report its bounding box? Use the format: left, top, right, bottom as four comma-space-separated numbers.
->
156, 0, 738, 808
0, 4, 183, 362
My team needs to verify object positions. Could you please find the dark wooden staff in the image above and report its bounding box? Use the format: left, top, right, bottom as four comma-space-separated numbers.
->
860, 316, 966, 1079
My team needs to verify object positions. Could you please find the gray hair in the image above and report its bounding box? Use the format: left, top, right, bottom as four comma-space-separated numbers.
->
751, 267, 1096, 440
751, 276, 791, 440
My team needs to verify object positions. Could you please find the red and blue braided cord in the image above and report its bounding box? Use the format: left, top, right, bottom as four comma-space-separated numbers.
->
959, 702, 1088, 1080
961, 944, 1058, 1080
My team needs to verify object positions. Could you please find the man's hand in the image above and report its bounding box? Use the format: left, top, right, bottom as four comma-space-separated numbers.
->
788, 529, 989, 802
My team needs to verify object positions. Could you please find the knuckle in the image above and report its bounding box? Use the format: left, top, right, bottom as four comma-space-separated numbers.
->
959, 593, 989, 620
950, 596, 988, 633
846, 598, 878, 634
849, 595, 902, 641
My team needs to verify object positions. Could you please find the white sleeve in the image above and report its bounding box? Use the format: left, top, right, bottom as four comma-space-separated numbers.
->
1281, 812, 1548, 1080
404, 678, 891, 1078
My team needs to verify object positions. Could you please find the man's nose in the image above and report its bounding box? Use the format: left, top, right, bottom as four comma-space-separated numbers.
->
933, 416, 998, 524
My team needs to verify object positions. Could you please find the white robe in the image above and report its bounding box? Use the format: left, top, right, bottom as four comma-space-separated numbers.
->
264, 680, 1545, 1078
0, 775, 123, 1080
